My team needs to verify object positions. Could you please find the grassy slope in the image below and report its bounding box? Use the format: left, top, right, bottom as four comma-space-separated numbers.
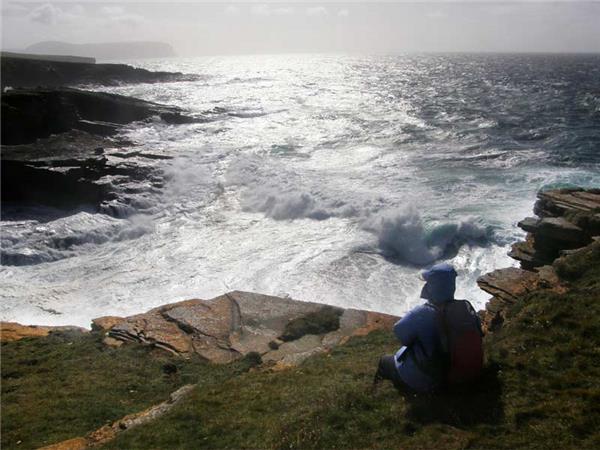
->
2, 243, 599, 449
0, 333, 252, 449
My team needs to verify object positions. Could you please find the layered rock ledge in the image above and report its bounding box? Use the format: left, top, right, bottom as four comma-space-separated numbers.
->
477, 188, 600, 332
1, 88, 199, 216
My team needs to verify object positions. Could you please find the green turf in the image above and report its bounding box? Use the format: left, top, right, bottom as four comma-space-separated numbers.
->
0, 332, 250, 449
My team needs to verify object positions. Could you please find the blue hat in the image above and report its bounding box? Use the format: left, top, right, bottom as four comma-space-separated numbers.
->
420, 263, 457, 303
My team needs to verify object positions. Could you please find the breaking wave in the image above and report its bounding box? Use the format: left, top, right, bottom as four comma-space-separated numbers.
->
361, 207, 493, 266
1, 213, 154, 266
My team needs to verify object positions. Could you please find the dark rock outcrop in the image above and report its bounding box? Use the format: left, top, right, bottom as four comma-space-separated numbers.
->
478, 188, 599, 333
1, 55, 195, 89
1, 88, 197, 145
1, 88, 198, 214
95, 291, 399, 367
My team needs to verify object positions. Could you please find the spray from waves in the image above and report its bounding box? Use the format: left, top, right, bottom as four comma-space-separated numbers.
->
226, 155, 495, 266
360, 207, 493, 266
1, 213, 155, 266
241, 189, 359, 221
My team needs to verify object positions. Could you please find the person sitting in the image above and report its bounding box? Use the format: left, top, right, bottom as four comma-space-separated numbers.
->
373, 263, 483, 393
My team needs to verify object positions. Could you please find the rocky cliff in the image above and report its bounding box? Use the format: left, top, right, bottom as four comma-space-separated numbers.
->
1, 88, 199, 218
477, 188, 600, 333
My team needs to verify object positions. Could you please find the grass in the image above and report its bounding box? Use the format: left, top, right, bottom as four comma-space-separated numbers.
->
0, 331, 252, 449
2, 242, 599, 449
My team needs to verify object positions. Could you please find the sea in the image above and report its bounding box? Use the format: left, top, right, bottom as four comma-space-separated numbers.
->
1, 53, 599, 327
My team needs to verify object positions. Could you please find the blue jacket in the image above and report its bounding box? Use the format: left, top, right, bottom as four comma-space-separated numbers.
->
393, 263, 457, 392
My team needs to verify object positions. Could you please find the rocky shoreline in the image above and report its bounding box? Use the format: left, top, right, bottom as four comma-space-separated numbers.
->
2, 188, 599, 450
1, 55, 196, 89
477, 187, 600, 333
3, 187, 598, 365
1, 63, 201, 221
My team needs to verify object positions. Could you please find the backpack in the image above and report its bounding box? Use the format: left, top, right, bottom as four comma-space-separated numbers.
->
411, 300, 483, 386
434, 300, 484, 385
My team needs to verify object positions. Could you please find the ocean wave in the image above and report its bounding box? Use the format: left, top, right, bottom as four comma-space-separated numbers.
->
241, 189, 359, 221
226, 155, 494, 266
361, 207, 493, 267
1, 213, 154, 266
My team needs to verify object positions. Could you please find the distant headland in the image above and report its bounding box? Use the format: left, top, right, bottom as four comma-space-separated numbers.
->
21, 40, 177, 61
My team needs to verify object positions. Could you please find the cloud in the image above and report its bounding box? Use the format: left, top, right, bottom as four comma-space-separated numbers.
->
29, 3, 60, 25
102, 6, 125, 16
2, 2, 31, 18
224, 5, 240, 15
110, 13, 146, 28
306, 6, 328, 17
251, 4, 271, 16
27, 3, 86, 26
99, 5, 146, 28
250, 4, 295, 17
273, 7, 294, 15
426, 10, 446, 20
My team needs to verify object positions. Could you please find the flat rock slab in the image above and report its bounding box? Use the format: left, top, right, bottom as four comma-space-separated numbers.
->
536, 217, 586, 244
477, 268, 542, 304
535, 188, 600, 217
104, 291, 399, 366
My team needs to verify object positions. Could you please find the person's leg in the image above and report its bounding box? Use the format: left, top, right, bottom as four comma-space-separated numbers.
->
373, 355, 399, 385
373, 355, 413, 393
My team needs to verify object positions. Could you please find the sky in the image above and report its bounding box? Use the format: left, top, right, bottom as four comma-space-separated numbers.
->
2, 1, 600, 55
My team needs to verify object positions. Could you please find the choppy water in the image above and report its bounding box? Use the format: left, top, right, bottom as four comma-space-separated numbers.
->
2, 53, 600, 327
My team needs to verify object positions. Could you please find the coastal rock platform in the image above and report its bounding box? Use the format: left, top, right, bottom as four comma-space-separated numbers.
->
94, 291, 398, 367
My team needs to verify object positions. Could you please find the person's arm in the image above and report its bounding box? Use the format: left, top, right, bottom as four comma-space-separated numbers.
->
392, 307, 422, 346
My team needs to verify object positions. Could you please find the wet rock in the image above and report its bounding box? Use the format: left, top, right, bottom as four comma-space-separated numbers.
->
1, 158, 108, 211
479, 188, 598, 333
509, 238, 546, 270
1, 88, 198, 145
517, 217, 539, 233
1, 87, 196, 216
